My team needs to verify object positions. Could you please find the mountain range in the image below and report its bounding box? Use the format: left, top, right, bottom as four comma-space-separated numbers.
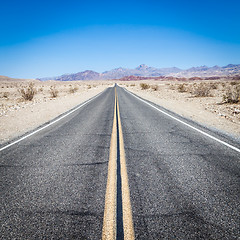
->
38, 64, 240, 81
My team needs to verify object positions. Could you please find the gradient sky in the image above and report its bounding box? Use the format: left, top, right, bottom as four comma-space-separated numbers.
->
1, 0, 240, 78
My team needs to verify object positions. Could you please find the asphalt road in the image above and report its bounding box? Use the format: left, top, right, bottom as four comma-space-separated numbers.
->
1, 85, 239, 239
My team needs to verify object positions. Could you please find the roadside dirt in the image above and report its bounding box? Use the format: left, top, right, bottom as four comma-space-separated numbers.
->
0, 80, 113, 144
120, 80, 240, 139
1, 79, 239, 144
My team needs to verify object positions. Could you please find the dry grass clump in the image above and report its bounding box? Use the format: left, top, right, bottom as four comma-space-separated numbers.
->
222, 84, 240, 103
192, 83, 212, 97
140, 83, 150, 90
2, 92, 9, 99
151, 85, 159, 91
210, 82, 219, 89
19, 83, 36, 101
168, 84, 176, 90
69, 86, 79, 94
49, 86, 58, 98
177, 84, 188, 93
230, 81, 239, 86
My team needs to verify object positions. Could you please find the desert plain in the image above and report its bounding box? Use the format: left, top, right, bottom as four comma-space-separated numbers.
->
0, 77, 240, 144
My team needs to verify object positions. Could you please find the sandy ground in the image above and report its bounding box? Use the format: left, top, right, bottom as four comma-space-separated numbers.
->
120, 80, 240, 139
0, 80, 114, 144
0, 79, 240, 144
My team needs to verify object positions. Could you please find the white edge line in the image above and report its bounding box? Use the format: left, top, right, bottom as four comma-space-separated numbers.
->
124, 88, 240, 153
0, 90, 106, 152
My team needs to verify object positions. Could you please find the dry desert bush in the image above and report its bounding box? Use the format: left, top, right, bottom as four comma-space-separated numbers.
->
168, 84, 176, 90
222, 84, 240, 103
19, 83, 36, 101
151, 85, 159, 91
209, 82, 219, 89
169, 82, 216, 97
3, 92, 9, 99
38, 87, 44, 92
140, 83, 150, 90
173, 81, 240, 101
230, 81, 239, 86
69, 85, 79, 94
177, 82, 213, 97
49, 86, 58, 98
192, 83, 212, 97
177, 83, 188, 93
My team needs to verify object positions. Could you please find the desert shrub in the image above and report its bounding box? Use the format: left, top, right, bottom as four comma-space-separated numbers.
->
49, 86, 58, 98
210, 82, 219, 89
87, 85, 91, 89
192, 84, 211, 97
230, 81, 238, 86
168, 84, 176, 90
69, 86, 79, 94
140, 83, 150, 90
177, 84, 188, 93
19, 83, 36, 101
222, 85, 240, 103
232, 75, 240, 80
151, 85, 159, 91
3, 92, 9, 98
130, 84, 136, 87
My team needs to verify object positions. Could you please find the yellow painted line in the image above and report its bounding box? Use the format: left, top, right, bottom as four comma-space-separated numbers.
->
102, 90, 117, 240
116, 95, 135, 240
102, 88, 135, 239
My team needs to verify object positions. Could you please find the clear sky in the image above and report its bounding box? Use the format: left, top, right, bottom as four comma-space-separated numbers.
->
1, 0, 240, 78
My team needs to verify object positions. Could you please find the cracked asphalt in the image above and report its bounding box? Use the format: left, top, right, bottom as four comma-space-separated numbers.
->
0, 85, 239, 239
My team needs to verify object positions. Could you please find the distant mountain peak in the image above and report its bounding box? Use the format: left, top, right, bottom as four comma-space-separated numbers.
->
223, 64, 240, 68
136, 64, 149, 70
113, 67, 127, 71
38, 63, 240, 81
82, 70, 98, 75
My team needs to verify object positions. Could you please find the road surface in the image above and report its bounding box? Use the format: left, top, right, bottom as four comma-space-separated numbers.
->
0, 85, 239, 239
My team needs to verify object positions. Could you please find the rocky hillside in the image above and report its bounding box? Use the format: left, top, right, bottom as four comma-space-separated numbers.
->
0, 75, 37, 82
102, 64, 182, 79
171, 64, 240, 77
38, 64, 240, 81
55, 70, 101, 81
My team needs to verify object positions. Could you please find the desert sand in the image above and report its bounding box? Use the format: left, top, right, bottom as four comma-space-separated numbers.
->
121, 80, 240, 139
0, 79, 239, 144
0, 80, 114, 144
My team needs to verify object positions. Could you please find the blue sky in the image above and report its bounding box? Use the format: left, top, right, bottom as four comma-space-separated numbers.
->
0, 0, 240, 78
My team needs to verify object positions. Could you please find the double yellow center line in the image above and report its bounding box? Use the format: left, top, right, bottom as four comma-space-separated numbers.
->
102, 88, 135, 240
